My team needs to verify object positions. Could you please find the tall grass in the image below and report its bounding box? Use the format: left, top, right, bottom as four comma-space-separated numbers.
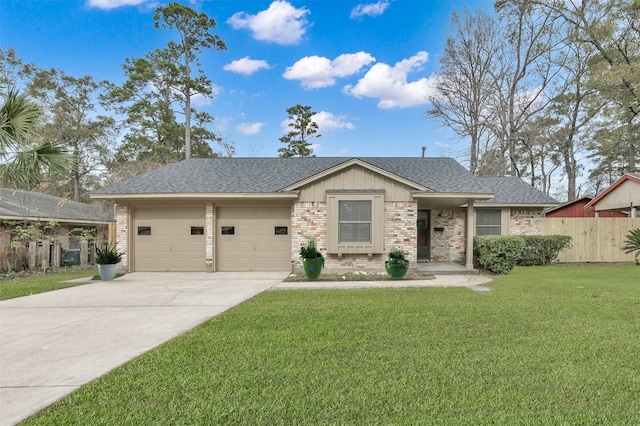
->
25, 264, 640, 425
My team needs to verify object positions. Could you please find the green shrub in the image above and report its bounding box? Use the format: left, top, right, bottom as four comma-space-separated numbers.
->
474, 236, 525, 274
518, 235, 572, 266
622, 228, 640, 265
474, 235, 572, 274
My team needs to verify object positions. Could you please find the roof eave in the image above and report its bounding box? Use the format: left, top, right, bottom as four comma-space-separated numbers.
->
474, 202, 559, 208
90, 192, 301, 201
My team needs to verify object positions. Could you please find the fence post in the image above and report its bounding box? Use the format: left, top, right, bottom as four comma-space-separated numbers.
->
28, 241, 37, 270
40, 240, 50, 272
52, 242, 61, 268
80, 240, 89, 266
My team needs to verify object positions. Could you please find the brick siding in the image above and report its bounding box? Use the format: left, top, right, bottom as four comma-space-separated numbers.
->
291, 201, 416, 272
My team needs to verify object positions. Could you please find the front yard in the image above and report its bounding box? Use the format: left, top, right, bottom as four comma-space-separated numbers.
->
23, 264, 640, 424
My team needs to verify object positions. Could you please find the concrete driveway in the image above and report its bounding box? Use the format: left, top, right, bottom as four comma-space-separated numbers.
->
0, 271, 288, 426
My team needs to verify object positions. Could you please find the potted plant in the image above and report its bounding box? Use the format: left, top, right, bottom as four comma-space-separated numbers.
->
300, 237, 324, 280
385, 248, 409, 279
95, 241, 123, 281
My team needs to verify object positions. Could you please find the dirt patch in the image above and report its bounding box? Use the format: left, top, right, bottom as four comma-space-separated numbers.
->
283, 272, 435, 282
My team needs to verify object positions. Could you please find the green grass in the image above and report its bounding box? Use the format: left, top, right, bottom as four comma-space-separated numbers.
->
24, 264, 640, 425
0, 269, 96, 300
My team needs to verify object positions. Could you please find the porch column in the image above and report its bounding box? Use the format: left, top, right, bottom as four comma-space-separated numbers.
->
466, 200, 475, 270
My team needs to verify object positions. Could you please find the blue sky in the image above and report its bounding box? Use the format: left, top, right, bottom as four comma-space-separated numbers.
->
1, 0, 495, 160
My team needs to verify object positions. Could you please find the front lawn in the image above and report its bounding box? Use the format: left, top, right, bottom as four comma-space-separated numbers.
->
0, 269, 96, 300
25, 264, 640, 424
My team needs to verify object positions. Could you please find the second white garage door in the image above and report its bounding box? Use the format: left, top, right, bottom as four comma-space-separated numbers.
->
217, 206, 291, 271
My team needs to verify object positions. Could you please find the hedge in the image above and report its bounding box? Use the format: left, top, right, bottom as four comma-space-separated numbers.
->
474, 235, 572, 274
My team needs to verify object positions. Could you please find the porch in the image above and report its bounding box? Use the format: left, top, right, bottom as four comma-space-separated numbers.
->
416, 261, 480, 275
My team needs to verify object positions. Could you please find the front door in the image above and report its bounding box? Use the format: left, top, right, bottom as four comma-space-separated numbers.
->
417, 210, 430, 262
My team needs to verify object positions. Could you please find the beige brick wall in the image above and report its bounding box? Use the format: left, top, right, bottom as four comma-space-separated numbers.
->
292, 202, 327, 271
430, 209, 466, 263
291, 201, 416, 272
510, 209, 544, 235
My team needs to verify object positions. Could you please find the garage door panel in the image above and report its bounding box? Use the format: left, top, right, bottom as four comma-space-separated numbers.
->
217, 207, 291, 272
134, 207, 205, 272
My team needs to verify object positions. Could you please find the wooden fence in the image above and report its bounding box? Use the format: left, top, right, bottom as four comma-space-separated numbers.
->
0, 240, 96, 272
544, 217, 640, 263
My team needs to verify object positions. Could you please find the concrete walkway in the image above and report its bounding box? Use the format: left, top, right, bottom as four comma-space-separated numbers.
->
0, 272, 288, 426
0, 272, 493, 425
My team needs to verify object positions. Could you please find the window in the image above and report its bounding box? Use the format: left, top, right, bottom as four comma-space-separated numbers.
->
221, 226, 235, 235
476, 209, 501, 236
275, 226, 288, 235
339, 200, 371, 243
138, 226, 151, 236
190, 226, 204, 235
327, 192, 384, 254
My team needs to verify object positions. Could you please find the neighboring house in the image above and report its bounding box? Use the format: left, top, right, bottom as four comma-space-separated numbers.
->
584, 173, 640, 218
91, 157, 559, 273
0, 188, 113, 249
545, 197, 627, 218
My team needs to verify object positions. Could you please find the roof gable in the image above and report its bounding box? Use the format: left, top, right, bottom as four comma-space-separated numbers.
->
281, 158, 430, 191
585, 173, 640, 210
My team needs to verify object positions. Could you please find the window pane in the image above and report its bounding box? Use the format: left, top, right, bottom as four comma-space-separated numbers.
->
339, 201, 371, 221
339, 223, 371, 242
275, 226, 288, 235
138, 226, 151, 236
476, 209, 501, 235
191, 226, 204, 235
221, 226, 235, 235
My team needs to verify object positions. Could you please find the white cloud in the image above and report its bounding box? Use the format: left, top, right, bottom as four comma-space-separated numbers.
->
314, 111, 355, 132
227, 1, 310, 45
280, 110, 355, 134
223, 57, 271, 76
343, 51, 437, 108
86, 0, 149, 9
434, 141, 449, 149
284, 52, 375, 89
350, 1, 390, 19
236, 122, 264, 135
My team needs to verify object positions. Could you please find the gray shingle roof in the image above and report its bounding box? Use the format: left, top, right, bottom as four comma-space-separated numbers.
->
474, 177, 559, 204
0, 188, 113, 223
93, 157, 558, 205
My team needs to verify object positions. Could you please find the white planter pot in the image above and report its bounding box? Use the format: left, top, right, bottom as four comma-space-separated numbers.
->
98, 264, 118, 281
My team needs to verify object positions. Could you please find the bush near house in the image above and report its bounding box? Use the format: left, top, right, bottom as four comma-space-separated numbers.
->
474, 235, 572, 274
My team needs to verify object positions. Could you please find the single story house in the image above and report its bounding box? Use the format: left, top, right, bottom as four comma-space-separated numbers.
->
90, 157, 559, 273
584, 173, 640, 218
545, 197, 627, 218
0, 187, 112, 249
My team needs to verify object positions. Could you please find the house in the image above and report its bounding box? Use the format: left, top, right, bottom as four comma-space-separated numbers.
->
90, 157, 559, 273
0, 187, 113, 249
584, 173, 640, 218
545, 197, 627, 218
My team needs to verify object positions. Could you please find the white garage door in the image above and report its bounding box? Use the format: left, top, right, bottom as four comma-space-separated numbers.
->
134, 207, 205, 272
217, 206, 291, 271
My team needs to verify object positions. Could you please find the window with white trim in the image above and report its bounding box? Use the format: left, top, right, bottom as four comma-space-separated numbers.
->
476, 209, 501, 235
